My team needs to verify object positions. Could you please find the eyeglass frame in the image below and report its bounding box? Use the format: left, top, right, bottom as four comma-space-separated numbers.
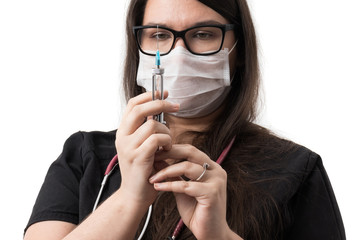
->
132, 24, 236, 56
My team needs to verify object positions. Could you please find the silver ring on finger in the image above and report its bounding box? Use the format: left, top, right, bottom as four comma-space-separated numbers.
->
195, 163, 210, 181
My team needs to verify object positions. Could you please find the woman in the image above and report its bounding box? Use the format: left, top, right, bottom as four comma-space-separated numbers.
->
24, 0, 346, 239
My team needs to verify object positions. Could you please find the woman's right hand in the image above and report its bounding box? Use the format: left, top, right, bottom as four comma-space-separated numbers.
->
115, 91, 179, 207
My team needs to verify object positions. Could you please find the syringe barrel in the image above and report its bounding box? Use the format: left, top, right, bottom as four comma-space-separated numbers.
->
151, 67, 165, 124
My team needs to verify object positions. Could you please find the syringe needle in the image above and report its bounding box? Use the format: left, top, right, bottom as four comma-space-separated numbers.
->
156, 25, 159, 52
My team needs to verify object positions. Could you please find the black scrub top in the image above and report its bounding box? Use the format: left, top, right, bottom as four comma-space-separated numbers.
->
25, 131, 346, 239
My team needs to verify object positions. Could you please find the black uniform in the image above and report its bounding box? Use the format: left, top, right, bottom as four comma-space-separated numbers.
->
25, 131, 346, 239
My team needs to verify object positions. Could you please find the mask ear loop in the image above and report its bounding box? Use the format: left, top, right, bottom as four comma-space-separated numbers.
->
227, 40, 238, 83
228, 40, 238, 54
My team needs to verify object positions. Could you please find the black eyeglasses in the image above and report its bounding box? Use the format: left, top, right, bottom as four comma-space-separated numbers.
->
133, 24, 235, 56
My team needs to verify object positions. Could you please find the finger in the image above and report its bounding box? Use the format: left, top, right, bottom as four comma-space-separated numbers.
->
132, 119, 171, 148
155, 144, 214, 166
137, 133, 172, 159
122, 99, 179, 135
124, 91, 169, 116
149, 161, 205, 183
153, 181, 209, 198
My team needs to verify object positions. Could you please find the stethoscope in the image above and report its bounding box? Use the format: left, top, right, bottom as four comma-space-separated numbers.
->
93, 137, 235, 240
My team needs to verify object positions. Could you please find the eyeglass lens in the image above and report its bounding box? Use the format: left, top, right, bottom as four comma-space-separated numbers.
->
137, 26, 223, 55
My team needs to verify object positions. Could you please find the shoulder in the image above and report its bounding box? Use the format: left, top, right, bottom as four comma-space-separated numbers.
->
230, 126, 320, 174
50, 130, 117, 186
63, 130, 117, 160
228, 127, 326, 200
273, 137, 322, 180
229, 129, 345, 238
25, 130, 118, 231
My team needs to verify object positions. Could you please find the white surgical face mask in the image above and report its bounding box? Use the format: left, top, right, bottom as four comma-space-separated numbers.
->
136, 43, 236, 118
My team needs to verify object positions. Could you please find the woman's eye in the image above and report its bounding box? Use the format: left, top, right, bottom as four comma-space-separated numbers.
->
151, 32, 171, 40
193, 31, 214, 40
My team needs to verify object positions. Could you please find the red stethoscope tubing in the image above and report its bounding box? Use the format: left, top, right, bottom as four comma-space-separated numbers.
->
105, 155, 119, 175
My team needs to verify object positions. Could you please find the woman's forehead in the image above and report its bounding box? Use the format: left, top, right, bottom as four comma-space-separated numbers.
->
142, 0, 229, 30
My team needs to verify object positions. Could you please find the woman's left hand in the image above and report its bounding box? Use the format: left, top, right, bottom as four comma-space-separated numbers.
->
149, 144, 240, 240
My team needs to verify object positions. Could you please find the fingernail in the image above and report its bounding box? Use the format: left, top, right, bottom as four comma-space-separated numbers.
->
154, 183, 163, 189
149, 175, 157, 183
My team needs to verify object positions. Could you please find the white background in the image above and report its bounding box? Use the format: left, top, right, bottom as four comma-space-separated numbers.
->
0, 0, 359, 239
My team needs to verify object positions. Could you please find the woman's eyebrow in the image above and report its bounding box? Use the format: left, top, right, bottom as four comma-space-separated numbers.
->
143, 20, 224, 28
143, 22, 168, 27
192, 20, 224, 26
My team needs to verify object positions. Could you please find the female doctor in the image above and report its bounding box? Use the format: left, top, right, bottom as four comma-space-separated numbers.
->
24, 0, 345, 239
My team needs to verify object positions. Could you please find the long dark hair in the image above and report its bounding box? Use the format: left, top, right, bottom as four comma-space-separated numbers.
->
123, 0, 296, 239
